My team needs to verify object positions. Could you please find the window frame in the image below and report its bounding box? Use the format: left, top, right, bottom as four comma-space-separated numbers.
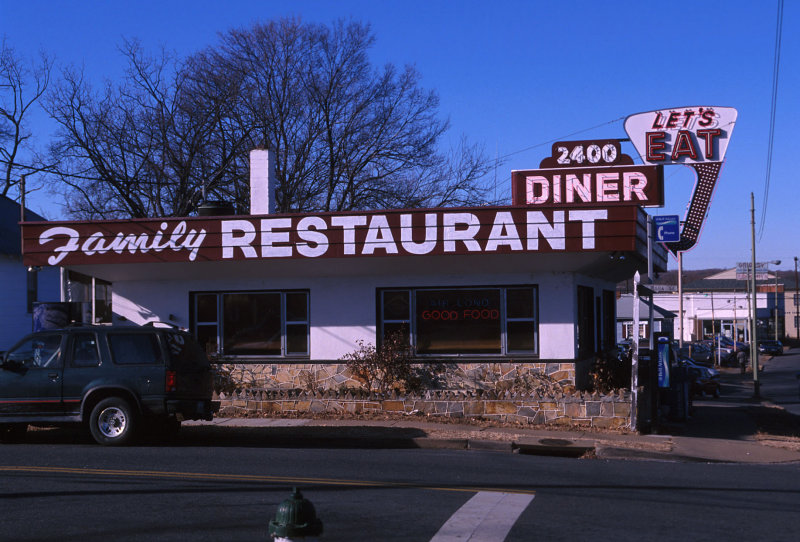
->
378, 285, 539, 358
190, 290, 310, 360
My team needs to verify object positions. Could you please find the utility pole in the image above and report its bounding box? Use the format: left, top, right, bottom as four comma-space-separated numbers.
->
795, 256, 799, 340
775, 267, 780, 342
750, 193, 760, 398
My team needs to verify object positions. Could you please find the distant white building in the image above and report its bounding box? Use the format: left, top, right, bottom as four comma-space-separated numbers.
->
645, 268, 779, 343
0, 195, 61, 350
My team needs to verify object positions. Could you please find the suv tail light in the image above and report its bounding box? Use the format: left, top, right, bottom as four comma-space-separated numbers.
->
166, 370, 178, 392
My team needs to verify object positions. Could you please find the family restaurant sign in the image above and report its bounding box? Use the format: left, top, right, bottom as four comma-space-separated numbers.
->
22, 206, 641, 267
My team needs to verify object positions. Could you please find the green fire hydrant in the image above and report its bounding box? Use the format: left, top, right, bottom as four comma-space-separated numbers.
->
269, 487, 323, 541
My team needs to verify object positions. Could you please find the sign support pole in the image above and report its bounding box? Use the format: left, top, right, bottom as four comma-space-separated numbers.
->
678, 251, 684, 348
647, 215, 655, 351
631, 271, 640, 431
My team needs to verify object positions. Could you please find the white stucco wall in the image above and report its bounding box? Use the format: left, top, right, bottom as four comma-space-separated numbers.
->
109, 264, 617, 362
0, 259, 61, 350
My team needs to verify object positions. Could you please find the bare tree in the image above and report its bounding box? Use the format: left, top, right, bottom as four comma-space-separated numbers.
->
46, 39, 249, 218
0, 39, 52, 198
46, 19, 497, 219
216, 19, 496, 213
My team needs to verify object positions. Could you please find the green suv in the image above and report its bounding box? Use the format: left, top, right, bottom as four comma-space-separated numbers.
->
0, 326, 218, 445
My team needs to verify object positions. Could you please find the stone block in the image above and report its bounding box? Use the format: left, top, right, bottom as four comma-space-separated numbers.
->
564, 402, 584, 418
485, 401, 517, 415
443, 402, 461, 414
549, 370, 571, 382
613, 402, 632, 417
463, 401, 485, 416
592, 416, 629, 429
585, 401, 601, 417
517, 406, 540, 419
382, 400, 406, 412
550, 416, 574, 426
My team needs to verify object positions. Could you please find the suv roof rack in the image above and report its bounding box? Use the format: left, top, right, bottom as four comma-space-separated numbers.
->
142, 321, 181, 329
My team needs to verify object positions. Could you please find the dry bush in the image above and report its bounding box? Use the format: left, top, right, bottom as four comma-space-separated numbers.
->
341, 332, 417, 394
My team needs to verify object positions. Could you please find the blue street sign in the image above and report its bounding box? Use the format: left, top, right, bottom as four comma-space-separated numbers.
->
653, 215, 680, 243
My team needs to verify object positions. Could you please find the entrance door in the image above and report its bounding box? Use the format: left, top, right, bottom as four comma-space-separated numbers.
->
577, 286, 595, 358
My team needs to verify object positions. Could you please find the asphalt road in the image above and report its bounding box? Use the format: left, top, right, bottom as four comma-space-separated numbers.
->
3, 436, 800, 541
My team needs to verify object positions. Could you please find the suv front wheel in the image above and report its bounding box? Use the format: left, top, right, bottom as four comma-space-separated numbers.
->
89, 397, 137, 446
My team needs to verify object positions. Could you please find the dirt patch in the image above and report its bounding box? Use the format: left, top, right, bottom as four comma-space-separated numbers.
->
751, 403, 800, 451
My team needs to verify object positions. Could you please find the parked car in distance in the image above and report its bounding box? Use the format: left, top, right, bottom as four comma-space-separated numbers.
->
758, 340, 783, 356
0, 325, 218, 445
702, 338, 738, 366
679, 342, 713, 366
680, 358, 721, 398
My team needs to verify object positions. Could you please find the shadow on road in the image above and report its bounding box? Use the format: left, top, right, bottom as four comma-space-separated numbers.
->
18, 424, 433, 449
679, 365, 800, 441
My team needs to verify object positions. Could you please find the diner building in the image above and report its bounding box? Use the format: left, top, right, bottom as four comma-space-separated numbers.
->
21, 150, 668, 390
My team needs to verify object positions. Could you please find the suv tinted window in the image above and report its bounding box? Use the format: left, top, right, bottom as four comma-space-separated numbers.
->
6, 334, 64, 368
107, 333, 162, 365
165, 332, 209, 369
71, 333, 101, 367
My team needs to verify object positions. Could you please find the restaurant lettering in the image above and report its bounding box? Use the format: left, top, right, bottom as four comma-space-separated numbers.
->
39, 221, 207, 265
24, 207, 638, 266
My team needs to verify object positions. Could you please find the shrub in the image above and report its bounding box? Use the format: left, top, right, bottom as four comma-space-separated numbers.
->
341, 332, 416, 393
589, 348, 632, 394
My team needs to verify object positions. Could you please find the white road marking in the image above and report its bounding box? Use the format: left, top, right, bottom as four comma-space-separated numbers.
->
430, 491, 535, 542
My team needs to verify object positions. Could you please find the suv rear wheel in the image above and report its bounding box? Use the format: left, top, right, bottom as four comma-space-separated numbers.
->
89, 397, 137, 446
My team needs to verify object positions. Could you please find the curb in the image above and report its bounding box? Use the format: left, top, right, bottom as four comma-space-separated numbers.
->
468, 439, 516, 453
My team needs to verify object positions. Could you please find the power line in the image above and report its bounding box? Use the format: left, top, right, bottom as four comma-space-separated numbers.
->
758, 0, 785, 240
497, 116, 627, 162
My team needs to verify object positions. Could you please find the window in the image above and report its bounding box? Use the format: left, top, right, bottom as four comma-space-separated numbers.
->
108, 333, 162, 365
26, 270, 38, 314
378, 286, 537, 356
623, 322, 648, 339
191, 291, 309, 359
66, 271, 113, 324
6, 334, 64, 368
71, 333, 101, 367
164, 332, 210, 369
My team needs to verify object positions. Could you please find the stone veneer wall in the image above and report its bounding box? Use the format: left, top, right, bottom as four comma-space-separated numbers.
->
216, 388, 631, 430
214, 361, 577, 392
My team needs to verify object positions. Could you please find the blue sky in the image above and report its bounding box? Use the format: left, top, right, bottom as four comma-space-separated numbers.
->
2, 0, 797, 270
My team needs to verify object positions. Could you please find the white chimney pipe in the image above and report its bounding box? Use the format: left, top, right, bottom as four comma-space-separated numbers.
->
250, 149, 276, 215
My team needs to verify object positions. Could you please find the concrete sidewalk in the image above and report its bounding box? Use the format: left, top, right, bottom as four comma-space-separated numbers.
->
184, 406, 800, 464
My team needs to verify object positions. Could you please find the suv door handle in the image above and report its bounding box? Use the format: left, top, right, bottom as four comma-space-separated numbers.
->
48, 372, 60, 380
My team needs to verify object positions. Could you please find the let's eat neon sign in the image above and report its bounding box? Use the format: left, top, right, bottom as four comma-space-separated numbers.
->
625, 106, 738, 253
